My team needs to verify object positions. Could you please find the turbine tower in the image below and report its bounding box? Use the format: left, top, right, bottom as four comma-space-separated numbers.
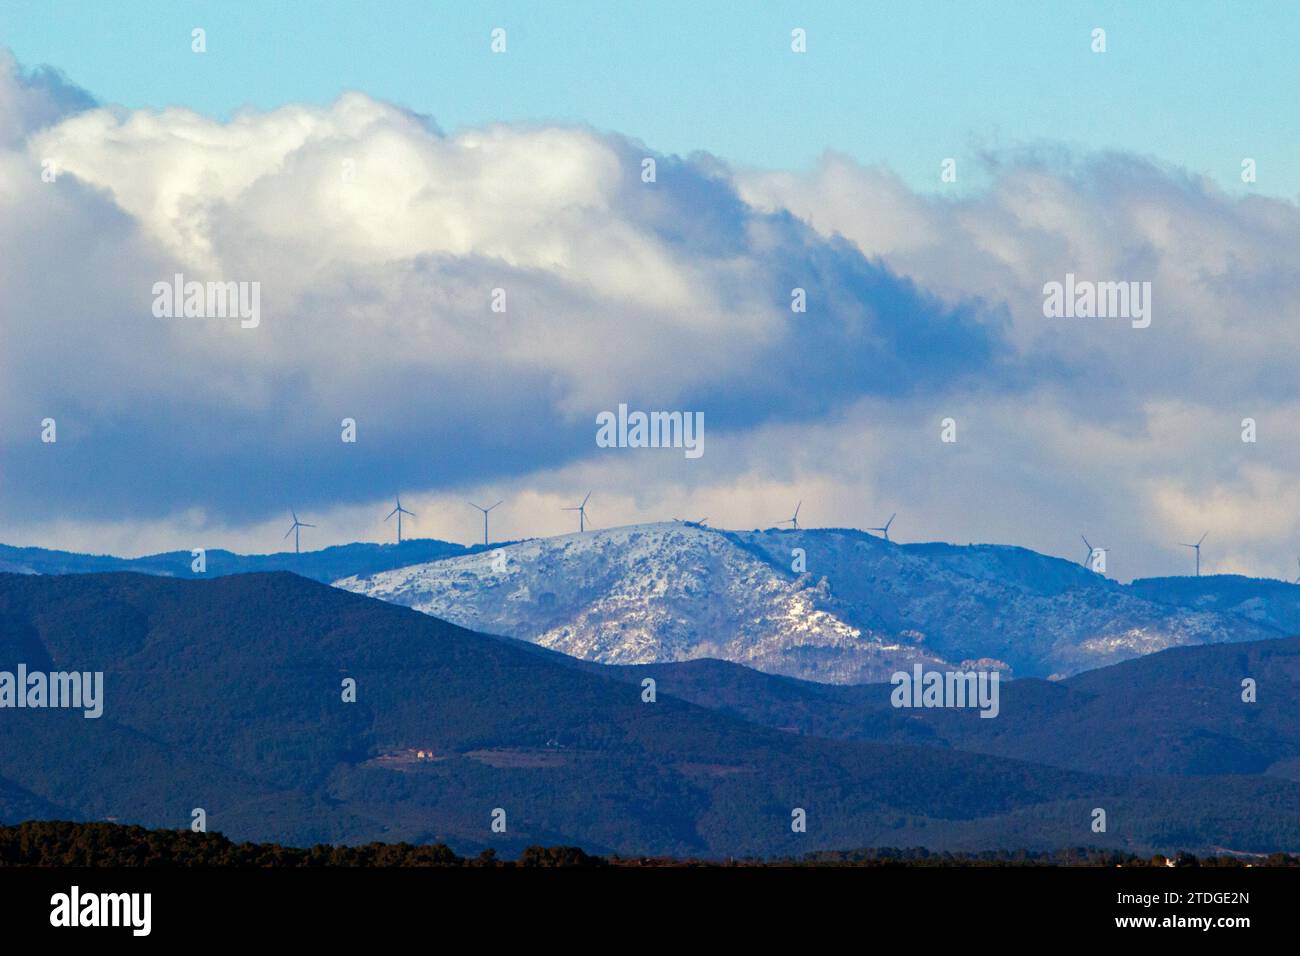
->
469, 500, 503, 546
1081, 535, 1108, 572
563, 491, 592, 532
1294, 557, 1299, 584
386, 497, 415, 544
283, 509, 315, 555
1180, 532, 1207, 577
869, 513, 897, 541
777, 501, 802, 530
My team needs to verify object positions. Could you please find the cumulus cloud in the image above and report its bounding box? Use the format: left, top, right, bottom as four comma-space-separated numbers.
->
0, 50, 95, 146
3, 52, 1299, 580
739, 151, 1300, 402
0, 53, 1006, 530
738, 152, 1300, 579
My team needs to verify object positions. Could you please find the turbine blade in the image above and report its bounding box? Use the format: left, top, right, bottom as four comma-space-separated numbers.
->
582, 491, 592, 507
386, 508, 398, 519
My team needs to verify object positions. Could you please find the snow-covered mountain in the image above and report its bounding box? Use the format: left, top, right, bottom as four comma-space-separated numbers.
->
335, 522, 1284, 684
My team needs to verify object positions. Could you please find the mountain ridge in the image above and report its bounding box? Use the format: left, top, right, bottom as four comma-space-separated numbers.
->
0, 538, 488, 584
337, 522, 1288, 682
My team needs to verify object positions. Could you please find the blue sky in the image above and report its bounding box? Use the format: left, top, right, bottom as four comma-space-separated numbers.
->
2, 0, 1298, 196
2, 4, 1300, 580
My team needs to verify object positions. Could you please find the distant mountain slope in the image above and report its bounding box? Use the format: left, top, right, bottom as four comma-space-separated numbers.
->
340, 523, 949, 683
4, 571, 1300, 856
0, 539, 479, 584
0, 778, 73, 824
1129, 575, 1300, 634
338, 523, 1279, 682
590, 635, 1300, 780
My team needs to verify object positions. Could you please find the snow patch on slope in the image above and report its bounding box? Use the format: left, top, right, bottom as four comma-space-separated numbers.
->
338, 523, 945, 683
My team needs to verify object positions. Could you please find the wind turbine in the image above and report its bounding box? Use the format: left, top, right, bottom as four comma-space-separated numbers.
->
869, 513, 897, 541
283, 509, 315, 555
468, 500, 502, 546
1180, 532, 1207, 576
386, 497, 415, 544
777, 501, 802, 530
563, 492, 592, 532
1081, 535, 1108, 572
1293, 557, 1299, 584
673, 516, 709, 527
